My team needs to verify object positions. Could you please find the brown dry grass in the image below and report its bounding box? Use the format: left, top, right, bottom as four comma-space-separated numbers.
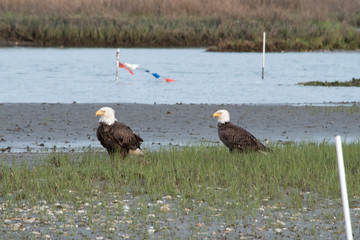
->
2, 0, 359, 23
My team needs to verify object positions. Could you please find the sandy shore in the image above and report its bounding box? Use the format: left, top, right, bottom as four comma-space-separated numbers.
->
0, 103, 359, 154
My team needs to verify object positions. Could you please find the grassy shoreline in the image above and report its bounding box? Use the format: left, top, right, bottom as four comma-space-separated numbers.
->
1, 142, 360, 238
1, 142, 359, 208
1, 0, 359, 51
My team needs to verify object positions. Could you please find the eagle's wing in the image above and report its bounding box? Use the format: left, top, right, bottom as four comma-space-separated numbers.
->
219, 123, 266, 151
112, 122, 143, 150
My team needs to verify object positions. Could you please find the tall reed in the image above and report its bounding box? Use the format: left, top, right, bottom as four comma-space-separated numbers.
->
1, 0, 359, 24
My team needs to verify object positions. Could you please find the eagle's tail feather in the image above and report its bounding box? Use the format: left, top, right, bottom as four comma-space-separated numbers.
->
129, 148, 144, 157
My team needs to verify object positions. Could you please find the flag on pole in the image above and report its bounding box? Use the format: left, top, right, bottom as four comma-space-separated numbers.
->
119, 62, 175, 82
119, 63, 134, 75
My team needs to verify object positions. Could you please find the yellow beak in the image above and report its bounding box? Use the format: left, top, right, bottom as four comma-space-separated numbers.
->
95, 110, 105, 116
213, 112, 221, 118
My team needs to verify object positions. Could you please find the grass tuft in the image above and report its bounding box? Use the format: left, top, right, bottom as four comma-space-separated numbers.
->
298, 78, 360, 87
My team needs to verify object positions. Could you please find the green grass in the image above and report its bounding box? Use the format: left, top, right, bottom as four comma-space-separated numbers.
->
1, 142, 360, 238
298, 78, 360, 87
1, 141, 359, 211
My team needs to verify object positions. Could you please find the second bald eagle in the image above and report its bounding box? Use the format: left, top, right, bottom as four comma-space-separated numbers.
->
213, 109, 269, 152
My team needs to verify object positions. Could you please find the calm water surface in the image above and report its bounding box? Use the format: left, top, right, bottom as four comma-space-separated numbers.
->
0, 48, 359, 104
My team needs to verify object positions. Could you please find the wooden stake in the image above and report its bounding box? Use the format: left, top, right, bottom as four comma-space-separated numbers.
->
116, 49, 119, 83
262, 32, 265, 79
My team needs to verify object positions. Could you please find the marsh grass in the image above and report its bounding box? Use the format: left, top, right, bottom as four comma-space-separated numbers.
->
1, 142, 359, 238
1, 141, 359, 212
2, 0, 358, 21
298, 78, 360, 87
1, 13, 358, 50
1, 0, 359, 50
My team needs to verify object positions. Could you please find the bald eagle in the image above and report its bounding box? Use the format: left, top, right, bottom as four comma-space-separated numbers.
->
213, 109, 268, 152
95, 107, 144, 158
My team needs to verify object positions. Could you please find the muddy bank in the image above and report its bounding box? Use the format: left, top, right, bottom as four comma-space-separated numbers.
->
0, 103, 359, 153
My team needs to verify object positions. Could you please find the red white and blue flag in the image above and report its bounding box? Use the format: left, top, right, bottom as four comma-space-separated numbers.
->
119, 62, 175, 83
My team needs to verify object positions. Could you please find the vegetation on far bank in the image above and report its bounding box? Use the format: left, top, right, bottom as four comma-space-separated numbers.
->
298, 78, 360, 87
0, 0, 360, 51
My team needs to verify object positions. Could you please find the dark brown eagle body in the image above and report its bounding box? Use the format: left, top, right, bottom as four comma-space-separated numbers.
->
217, 122, 268, 152
96, 121, 143, 157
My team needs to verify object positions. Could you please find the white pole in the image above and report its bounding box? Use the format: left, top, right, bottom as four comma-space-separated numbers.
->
262, 32, 265, 79
116, 49, 120, 83
335, 135, 353, 240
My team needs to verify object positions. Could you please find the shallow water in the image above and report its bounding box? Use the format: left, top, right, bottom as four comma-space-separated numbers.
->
0, 48, 359, 104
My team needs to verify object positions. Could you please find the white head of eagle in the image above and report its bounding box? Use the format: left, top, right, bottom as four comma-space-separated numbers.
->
213, 109, 230, 124
95, 107, 117, 125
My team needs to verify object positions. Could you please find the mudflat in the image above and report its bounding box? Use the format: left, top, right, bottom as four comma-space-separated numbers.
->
1, 103, 360, 239
0, 103, 359, 153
